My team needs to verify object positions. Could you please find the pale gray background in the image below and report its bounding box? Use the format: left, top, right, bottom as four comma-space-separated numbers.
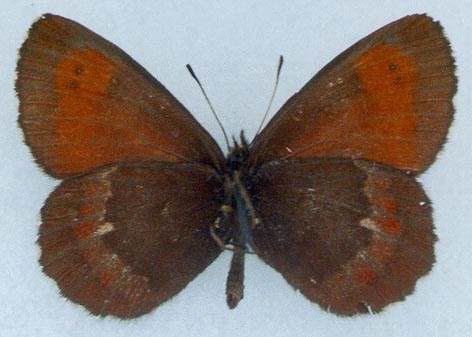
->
1, 1, 471, 337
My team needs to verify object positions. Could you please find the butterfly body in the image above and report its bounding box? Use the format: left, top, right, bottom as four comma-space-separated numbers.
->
16, 14, 456, 318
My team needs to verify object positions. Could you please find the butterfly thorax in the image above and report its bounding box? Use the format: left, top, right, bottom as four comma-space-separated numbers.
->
219, 132, 259, 246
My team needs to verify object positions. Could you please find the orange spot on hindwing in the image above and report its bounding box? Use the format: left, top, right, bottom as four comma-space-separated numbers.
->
74, 222, 96, 239
369, 176, 392, 190
78, 204, 94, 217
373, 197, 398, 215
356, 268, 376, 286
99, 272, 113, 286
377, 217, 402, 235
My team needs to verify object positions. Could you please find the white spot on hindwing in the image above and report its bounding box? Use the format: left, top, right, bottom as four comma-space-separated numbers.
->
95, 222, 114, 235
359, 218, 380, 232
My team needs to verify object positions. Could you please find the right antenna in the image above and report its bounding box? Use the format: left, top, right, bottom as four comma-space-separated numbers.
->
254, 55, 284, 137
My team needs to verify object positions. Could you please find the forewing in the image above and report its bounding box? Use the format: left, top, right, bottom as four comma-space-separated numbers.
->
250, 14, 455, 173
38, 162, 222, 318
251, 158, 435, 315
17, 14, 224, 178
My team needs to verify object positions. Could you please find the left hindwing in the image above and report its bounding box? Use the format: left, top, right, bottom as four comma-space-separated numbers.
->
39, 161, 222, 318
250, 158, 435, 316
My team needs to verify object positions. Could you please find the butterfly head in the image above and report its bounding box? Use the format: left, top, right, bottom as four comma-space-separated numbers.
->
224, 131, 251, 174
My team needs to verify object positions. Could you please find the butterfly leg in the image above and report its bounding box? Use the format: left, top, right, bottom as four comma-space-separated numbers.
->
233, 171, 261, 228
210, 174, 238, 250
210, 204, 234, 250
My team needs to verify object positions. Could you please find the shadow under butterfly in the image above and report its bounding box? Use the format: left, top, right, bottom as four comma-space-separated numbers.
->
16, 13, 456, 318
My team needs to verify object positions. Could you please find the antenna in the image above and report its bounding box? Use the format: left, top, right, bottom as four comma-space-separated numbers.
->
186, 64, 230, 151
254, 55, 284, 137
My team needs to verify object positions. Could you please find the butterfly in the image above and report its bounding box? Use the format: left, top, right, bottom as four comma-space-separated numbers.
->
16, 13, 456, 318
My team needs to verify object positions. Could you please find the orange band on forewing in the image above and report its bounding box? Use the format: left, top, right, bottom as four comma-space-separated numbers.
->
55, 48, 114, 98
285, 44, 422, 170
354, 44, 419, 167
54, 49, 116, 171
52, 49, 184, 174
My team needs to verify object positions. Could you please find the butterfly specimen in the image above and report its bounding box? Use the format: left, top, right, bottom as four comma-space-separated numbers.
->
16, 13, 456, 318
